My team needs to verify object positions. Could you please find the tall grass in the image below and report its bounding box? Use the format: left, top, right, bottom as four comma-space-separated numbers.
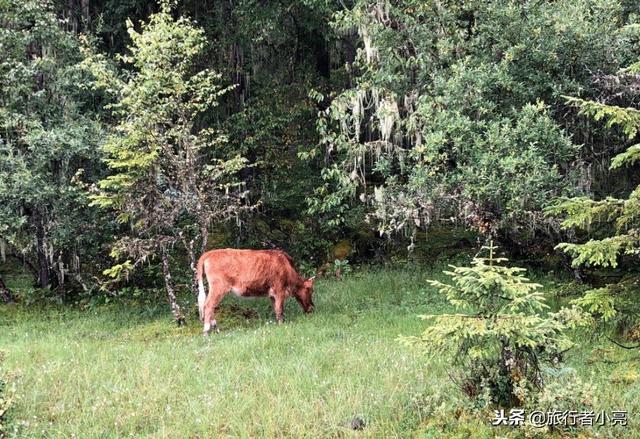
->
1, 265, 638, 438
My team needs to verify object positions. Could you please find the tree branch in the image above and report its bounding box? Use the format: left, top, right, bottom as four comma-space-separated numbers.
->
607, 336, 640, 350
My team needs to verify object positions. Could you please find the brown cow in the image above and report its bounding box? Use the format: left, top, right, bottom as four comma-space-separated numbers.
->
196, 249, 315, 334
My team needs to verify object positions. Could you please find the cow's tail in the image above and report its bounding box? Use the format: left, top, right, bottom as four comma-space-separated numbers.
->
197, 255, 207, 321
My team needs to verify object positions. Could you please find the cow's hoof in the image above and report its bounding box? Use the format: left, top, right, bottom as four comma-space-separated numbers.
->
203, 326, 219, 335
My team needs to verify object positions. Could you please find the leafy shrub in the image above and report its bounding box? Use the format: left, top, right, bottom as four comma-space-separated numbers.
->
523, 367, 598, 434
402, 242, 578, 408
537, 368, 597, 412
333, 259, 352, 278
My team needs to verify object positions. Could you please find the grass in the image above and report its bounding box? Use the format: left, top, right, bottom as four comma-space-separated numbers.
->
1, 263, 639, 438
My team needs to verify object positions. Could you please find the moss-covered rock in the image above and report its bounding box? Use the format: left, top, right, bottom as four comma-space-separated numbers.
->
331, 240, 352, 260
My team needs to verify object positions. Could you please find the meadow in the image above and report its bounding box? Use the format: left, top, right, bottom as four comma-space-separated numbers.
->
1, 264, 639, 438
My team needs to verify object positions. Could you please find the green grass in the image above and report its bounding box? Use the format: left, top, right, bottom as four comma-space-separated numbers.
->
1, 265, 639, 438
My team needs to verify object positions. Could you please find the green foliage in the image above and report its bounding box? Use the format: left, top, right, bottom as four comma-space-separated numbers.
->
0, 0, 106, 290
610, 144, 640, 169
333, 258, 352, 277
223, 81, 334, 261
556, 237, 629, 268
546, 196, 623, 230
85, 3, 251, 276
102, 261, 134, 280
565, 96, 640, 139
571, 288, 618, 321
309, 0, 628, 246
550, 61, 640, 327
402, 243, 576, 408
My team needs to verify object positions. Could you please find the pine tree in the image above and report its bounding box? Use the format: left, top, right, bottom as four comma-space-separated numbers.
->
547, 63, 640, 336
402, 242, 574, 407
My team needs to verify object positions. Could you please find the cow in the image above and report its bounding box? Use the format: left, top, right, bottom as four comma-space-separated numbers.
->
196, 248, 315, 334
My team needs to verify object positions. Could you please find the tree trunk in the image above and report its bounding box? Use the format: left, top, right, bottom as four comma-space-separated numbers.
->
0, 275, 14, 303
81, 0, 90, 27
200, 225, 208, 255
161, 250, 185, 326
185, 238, 199, 303
312, 30, 330, 79
180, 227, 208, 304
67, 0, 79, 34
229, 42, 246, 109
192, 226, 209, 302
344, 34, 357, 66
34, 211, 50, 289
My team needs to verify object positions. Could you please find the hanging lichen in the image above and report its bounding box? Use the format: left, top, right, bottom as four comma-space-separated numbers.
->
57, 257, 65, 286
73, 253, 80, 272
351, 89, 366, 134
377, 97, 399, 143
359, 25, 378, 64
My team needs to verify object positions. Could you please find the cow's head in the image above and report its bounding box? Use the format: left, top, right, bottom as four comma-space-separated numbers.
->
295, 276, 315, 313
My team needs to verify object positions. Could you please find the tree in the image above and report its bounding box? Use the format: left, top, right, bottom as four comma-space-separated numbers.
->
87, 3, 253, 324
402, 242, 577, 407
0, 0, 104, 290
307, 0, 628, 250
183, 0, 347, 262
548, 60, 640, 339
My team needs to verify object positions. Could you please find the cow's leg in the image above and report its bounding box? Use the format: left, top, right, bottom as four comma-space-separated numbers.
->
272, 294, 285, 324
203, 284, 226, 335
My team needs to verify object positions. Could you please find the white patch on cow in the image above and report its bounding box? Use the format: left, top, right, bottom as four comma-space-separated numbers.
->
230, 286, 243, 297
197, 276, 206, 319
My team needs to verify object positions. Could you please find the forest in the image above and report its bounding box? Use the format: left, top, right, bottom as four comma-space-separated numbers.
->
1, 0, 640, 437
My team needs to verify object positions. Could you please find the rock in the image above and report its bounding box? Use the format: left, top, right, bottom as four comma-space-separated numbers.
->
331, 239, 352, 260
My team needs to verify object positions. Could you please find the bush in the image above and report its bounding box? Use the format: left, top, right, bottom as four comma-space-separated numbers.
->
523, 367, 598, 435
402, 242, 578, 408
